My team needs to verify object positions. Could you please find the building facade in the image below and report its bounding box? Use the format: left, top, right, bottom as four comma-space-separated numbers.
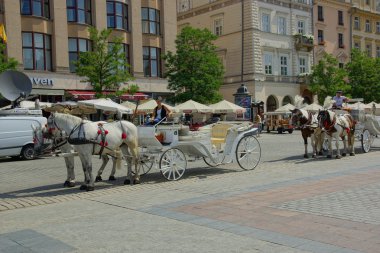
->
177, 0, 314, 113
0, 0, 176, 102
351, 0, 380, 58
313, 0, 351, 66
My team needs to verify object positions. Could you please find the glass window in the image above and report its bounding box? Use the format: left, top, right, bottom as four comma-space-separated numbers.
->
297, 20, 305, 34
143, 46, 161, 77
66, 0, 91, 24
377, 0, 380, 12
299, 57, 306, 74
263, 53, 272, 75
278, 16, 286, 35
318, 30, 324, 44
376, 46, 380, 58
214, 18, 223, 36
20, 0, 50, 18
376, 22, 380, 33
354, 42, 360, 50
354, 17, 360, 30
365, 20, 371, 32
366, 44, 372, 57
338, 10, 343, 26
338, 33, 344, 48
262, 13, 270, 32
68, 38, 91, 73
107, 1, 128, 30
141, 8, 160, 35
280, 56, 288, 76
108, 43, 130, 72
22, 32, 52, 71
318, 6, 323, 21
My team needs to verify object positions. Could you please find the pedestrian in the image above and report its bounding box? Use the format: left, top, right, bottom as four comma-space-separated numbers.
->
254, 114, 262, 137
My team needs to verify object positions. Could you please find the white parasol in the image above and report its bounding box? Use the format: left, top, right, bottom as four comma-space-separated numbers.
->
209, 100, 246, 113
77, 98, 132, 114
275, 103, 295, 112
137, 99, 178, 113
44, 101, 97, 115
121, 100, 136, 110
0, 100, 53, 110
175, 100, 214, 113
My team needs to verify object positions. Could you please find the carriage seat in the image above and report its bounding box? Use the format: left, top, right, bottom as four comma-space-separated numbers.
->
211, 123, 233, 145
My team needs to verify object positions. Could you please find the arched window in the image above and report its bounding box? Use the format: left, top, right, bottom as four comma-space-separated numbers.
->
282, 96, 292, 105
266, 95, 277, 112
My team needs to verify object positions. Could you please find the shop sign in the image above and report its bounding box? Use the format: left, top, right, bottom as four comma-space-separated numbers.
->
30, 77, 54, 86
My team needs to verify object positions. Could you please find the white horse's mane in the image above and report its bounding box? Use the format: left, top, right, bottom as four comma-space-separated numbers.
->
55, 112, 83, 125
294, 95, 306, 109
323, 96, 334, 109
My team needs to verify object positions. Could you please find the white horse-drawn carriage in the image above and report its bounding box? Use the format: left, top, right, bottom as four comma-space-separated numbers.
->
136, 120, 261, 180
346, 99, 380, 153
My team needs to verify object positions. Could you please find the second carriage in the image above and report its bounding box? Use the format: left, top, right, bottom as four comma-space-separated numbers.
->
135, 121, 261, 181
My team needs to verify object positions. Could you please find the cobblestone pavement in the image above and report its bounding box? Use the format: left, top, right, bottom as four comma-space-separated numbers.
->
0, 131, 379, 253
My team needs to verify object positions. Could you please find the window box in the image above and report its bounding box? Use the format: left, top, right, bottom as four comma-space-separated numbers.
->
294, 34, 314, 51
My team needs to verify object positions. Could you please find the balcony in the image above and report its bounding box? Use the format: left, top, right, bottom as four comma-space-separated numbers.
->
294, 34, 314, 52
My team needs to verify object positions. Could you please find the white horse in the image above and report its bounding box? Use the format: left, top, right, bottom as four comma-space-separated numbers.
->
32, 125, 119, 187
47, 113, 139, 191
290, 108, 325, 158
318, 109, 355, 158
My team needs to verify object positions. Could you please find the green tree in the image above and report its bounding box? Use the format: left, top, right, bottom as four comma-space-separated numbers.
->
346, 49, 380, 103
163, 26, 224, 104
0, 43, 19, 99
75, 27, 133, 98
309, 53, 349, 104
0, 43, 18, 73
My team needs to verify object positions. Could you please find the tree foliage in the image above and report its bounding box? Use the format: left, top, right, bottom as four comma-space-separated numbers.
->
309, 53, 349, 104
163, 26, 224, 104
0, 43, 19, 99
75, 27, 133, 98
346, 49, 380, 103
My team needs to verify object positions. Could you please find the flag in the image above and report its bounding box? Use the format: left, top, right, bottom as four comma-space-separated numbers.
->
0, 24, 7, 43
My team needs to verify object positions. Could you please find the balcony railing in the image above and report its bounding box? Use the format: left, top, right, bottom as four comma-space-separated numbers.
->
294, 34, 314, 52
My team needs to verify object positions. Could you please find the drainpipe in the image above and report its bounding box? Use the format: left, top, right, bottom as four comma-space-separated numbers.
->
311, 0, 315, 66
241, 0, 244, 83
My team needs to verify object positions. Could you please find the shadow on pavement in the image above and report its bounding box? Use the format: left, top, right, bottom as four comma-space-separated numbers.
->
0, 166, 236, 199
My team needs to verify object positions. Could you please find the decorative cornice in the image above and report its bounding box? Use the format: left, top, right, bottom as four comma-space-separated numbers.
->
177, 0, 240, 20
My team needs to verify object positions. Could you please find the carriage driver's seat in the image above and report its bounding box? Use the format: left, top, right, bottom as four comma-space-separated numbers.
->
211, 123, 233, 149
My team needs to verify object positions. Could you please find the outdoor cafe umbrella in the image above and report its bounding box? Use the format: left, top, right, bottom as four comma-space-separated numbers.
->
0, 100, 53, 110
121, 100, 136, 111
175, 99, 213, 113
136, 99, 178, 113
209, 100, 246, 113
77, 98, 133, 114
275, 103, 295, 112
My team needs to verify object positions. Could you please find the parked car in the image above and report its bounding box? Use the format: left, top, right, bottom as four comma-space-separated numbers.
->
0, 116, 47, 159
263, 111, 293, 134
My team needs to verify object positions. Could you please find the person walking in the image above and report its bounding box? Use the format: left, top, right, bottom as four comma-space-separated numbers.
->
254, 114, 262, 137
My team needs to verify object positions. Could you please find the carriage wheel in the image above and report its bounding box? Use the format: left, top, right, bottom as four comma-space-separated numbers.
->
236, 135, 261, 170
203, 150, 225, 167
132, 158, 154, 176
159, 148, 187, 181
361, 129, 371, 153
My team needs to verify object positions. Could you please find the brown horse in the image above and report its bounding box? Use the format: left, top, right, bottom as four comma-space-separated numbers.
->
291, 108, 325, 158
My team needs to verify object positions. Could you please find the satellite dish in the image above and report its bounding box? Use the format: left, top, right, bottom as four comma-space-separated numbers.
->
0, 70, 32, 102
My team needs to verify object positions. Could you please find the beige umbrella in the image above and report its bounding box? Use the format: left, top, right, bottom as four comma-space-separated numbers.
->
137, 99, 178, 113
303, 103, 323, 112
209, 100, 246, 113
348, 102, 365, 110
175, 100, 214, 113
121, 100, 136, 110
275, 103, 295, 112
78, 98, 132, 114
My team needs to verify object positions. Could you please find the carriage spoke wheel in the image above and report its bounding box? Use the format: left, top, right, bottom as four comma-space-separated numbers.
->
159, 148, 187, 181
361, 129, 371, 153
203, 146, 224, 167
132, 158, 154, 176
236, 135, 261, 170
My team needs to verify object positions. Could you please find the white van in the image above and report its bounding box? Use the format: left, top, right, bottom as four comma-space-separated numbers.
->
0, 116, 47, 159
